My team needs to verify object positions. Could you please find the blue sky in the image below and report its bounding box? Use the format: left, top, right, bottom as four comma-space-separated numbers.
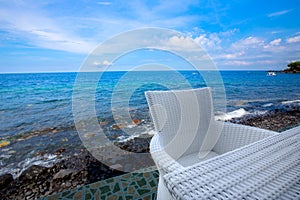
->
0, 0, 300, 72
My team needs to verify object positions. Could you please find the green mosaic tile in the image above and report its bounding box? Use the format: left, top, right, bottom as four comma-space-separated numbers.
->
152, 171, 159, 178
125, 195, 132, 199
99, 185, 111, 194
40, 167, 159, 200
120, 173, 131, 180
94, 190, 100, 200
111, 191, 124, 198
73, 190, 83, 200
137, 189, 151, 196
107, 192, 112, 196
144, 173, 150, 179
140, 194, 151, 200
85, 192, 92, 199
127, 186, 135, 194
89, 188, 97, 195
106, 178, 115, 183
47, 193, 61, 200
89, 182, 101, 189
152, 192, 157, 200
137, 178, 147, 187
101, 196, 106, 200
64, 191, 77, 199
113, 183, 120, 193
149, 180, 156, 187
130, 182, 136, 187
107, 195, 118, 200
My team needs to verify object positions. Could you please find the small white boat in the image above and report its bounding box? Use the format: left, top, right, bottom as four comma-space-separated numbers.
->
267, 71, 276, 76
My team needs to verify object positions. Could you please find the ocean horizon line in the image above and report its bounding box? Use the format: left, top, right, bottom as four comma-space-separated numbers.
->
0, 69, 275, 74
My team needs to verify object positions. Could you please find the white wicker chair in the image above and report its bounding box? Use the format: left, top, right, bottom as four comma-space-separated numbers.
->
145, 87, 277, 200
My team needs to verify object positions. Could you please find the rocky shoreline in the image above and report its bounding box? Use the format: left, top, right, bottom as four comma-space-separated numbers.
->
1, 109, 300, 200
0, 148, 125, 200
229, 109, 300, 132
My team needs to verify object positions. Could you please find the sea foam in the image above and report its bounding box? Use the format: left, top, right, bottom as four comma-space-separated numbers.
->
215, 108, 249, 121
0, 153, 59, 179
281, 99, 300, 104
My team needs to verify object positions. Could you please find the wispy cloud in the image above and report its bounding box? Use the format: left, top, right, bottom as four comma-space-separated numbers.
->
232, 37, 264, 49
223, 60, 251, 66
194, 29, 300, 69
217, 52, 245, 59
286, 35, 300, 43
97, 1, 112, 5
263, 38, 283, 50
0, 4, 96, 53
0, 1, 202, 54
219, 28, 239, 37
1, 0, 300, 72
268, 9, 292, 17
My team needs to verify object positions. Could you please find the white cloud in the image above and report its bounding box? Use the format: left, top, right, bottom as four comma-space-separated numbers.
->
194, 33, 221, 49
268, 9, 292, 17
270, 30, 284, 34
97, 1, 112, 5
257, 60, 276, 65
161, 35, 199, 51
1, 1, 299, 71
223, 61, 251, 66
102, 60, 111, 66
286, 35, 300, 43
269, 38, 282, 46
182, 28, 300, 70
218, 52, 245, 59
0, 6, 95, 53
0, 1, 204, 55
232, 37, 264, 49
263, 38, 283, 50
93, 60, 112, 66
0, 1, 231, 57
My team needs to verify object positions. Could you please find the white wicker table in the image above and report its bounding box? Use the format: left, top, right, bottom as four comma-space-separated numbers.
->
164, 126, 300, 200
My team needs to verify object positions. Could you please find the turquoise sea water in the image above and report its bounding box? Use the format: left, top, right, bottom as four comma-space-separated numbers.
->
0, 71, 300, 176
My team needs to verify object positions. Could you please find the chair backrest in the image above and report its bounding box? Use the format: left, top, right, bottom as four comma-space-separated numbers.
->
145, 87, 216, 160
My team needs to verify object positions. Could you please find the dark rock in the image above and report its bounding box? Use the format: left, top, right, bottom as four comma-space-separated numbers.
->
116, 136, 152, 153
54, 148, 66, 155
0, 173, 13, 189
53, 169, 77, 180
1, 138, 145, 199
34, 151, 47, 157
19, 165, 48, 182
230, 110, 300, 132
25, 190, 32, 196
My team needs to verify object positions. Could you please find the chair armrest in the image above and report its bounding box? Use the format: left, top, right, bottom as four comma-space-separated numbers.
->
150, 134, 184, 175
213, 122, 278, 155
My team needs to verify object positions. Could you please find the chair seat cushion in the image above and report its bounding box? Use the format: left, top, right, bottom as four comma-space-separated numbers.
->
177, 151, 219, 167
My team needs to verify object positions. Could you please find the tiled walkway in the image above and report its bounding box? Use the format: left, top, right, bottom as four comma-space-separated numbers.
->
40, 168, 159, 200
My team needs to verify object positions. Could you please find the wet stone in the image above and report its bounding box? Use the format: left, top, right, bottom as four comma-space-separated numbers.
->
19, 165, 48, 182
53, 169, 77, 180
0, 173, 13, 189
